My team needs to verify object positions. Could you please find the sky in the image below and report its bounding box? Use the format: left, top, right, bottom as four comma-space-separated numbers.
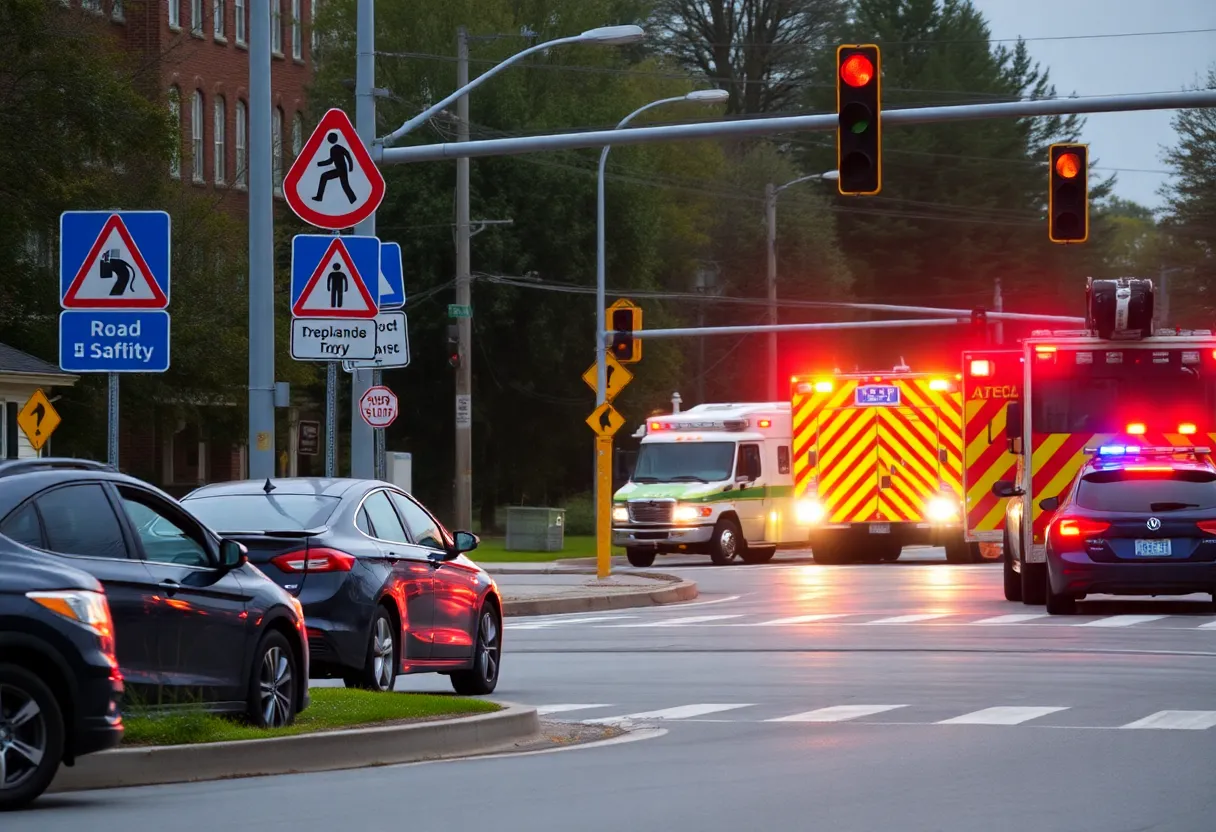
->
970, 0, 1216, 213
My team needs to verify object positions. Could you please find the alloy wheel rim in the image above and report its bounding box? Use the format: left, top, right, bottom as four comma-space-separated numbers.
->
373, 616, 395, 690
477, 611, 500, 684
720, 529, 737, 558
259, 646, 294, 727
0, 683, 47, 792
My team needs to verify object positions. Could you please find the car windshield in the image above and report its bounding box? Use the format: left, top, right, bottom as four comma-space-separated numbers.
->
631, 441, 736, 483
180, 493, 342, 533
1076, 470, 1216, 512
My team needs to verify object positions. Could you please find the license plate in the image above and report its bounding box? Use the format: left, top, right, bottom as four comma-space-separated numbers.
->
1134, 539, 1172, 557
869, 523, 891, 534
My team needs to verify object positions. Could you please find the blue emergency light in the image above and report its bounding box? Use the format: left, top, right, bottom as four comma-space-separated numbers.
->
1097, 445, 1140, 456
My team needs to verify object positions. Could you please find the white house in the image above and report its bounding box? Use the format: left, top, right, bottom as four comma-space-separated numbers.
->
1, 343, 79, 459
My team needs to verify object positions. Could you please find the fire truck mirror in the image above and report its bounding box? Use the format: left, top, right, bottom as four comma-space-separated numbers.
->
1038, 496, 1060, 512
1004, 401, 1024, 441
992, 480, 1023, 499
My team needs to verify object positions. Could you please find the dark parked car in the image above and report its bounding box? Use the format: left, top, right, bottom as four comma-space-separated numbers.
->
0, 541, 123, 810
179, 477, 503, 696
0, 459, 309, 729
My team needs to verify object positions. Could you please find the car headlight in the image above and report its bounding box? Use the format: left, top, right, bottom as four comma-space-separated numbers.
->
673, 504, 712, 523
612, 506, 629, 522
27, 590, 116, 654
926, 495, 960, 522
796, 498, 825, 524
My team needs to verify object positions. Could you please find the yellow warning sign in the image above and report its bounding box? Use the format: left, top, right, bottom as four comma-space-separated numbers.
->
582, 354, 633, 402
17, 389, 61, 452
586, 402, 626, 437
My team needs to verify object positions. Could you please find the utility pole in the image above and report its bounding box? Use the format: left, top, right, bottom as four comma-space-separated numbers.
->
247, 0, 274, 479
765, 183, 778, 400
348, 0, 376, 479
454, 26, 473, 530
993, 277, 1004, 344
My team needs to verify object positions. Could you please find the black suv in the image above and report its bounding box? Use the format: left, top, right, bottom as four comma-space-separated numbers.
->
0, 459, 309, 729
0, 542, 123, 810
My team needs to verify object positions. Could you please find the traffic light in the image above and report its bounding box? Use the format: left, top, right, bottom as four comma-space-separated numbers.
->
836, 44, 881, 195
446, 324, 460, 369
971, 307, 989, 343
610, 306, 641, 363
1048, 143, 1088, 243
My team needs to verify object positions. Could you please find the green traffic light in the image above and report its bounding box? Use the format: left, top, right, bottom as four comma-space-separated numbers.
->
851, 120, 869, 134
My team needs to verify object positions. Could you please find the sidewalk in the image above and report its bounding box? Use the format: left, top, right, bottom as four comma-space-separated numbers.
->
487, 565, 699, 617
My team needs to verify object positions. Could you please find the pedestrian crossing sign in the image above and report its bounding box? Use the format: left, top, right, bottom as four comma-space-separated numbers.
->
290, 234, 380, 319
283, 108, 386, 231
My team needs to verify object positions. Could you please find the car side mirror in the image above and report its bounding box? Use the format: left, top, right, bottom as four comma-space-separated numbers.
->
453, 530, 479, 556
991, 480, 1024, 499
220, 539, 247, 569
1038, 496, 1060, 512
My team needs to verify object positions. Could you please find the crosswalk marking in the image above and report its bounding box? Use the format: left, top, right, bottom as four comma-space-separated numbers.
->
973, 613, 1048, 625
936, 706, 1069, 725
583, 704, 753, 723
865, 613, 952, 625
607, 615, 744, 628
534, 704, 613, 715
752, 614, 850, 626
1077, 615, 1168, 628
1197, 620, 1216, 629
766, 705, 907, 723
1120, 710, 1216, 730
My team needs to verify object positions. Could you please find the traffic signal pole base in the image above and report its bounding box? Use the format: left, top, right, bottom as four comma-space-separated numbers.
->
596, 434, 612, 579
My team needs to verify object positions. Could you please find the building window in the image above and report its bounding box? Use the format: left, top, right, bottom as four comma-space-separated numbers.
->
112, 0, 124, 21
213, 96, 226, 185
270, 0, 281, 53
190, 0, 202, 34
272, 107, 283, 194
292, 113, 303, 158
310, 0, 317, 52
168, 0, 179, 27
213, 0, 225, 37
291, 0, 301, 59
235, 0, 246, 43
82, 0, 101, 9
191, 90, 205, 183
235, 100, 247, 188
168, 86, 181, 179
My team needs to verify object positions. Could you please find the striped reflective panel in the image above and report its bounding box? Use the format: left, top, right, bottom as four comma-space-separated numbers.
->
875, 380, 964, 522
963, 393, 1018, 534
819, 397, 880, 522
791, 380, 856, 498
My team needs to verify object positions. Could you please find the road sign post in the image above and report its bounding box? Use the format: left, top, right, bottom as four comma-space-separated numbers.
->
17, 390, 61, 455
587, 400, 626, 578
58, 210, 172, 469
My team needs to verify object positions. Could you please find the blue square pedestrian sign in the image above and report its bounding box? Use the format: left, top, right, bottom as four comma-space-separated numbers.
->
290, 234, 380, 319
60, 211, 171, 309
378, 242, 405, 310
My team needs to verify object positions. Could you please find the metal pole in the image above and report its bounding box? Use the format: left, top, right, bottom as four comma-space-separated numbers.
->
247, 0, 274, 480
454, 26, 473, 531
373, 368, 385, 480
325, 362, 337, 477
764, 182, 777, 400
107, 374, 119, 468
349, 0, 376, 478
634, 317, 997, 340
994, 277, 1004, 345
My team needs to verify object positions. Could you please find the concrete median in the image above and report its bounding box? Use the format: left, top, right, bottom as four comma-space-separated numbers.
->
491, 568, 699, 617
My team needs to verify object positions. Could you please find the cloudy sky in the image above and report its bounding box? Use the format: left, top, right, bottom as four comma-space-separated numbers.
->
970, 0, 1216, 213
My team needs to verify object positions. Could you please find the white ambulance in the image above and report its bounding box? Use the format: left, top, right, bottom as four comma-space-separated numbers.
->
611, 402, 808, 566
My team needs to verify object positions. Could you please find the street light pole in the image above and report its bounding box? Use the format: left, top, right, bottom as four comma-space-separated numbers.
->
349, 0, 376, 480
247, 0, 274, 479
455, 25, 473, 531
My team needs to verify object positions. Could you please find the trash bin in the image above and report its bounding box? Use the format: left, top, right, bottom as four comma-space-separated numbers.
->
505, 507, 566, 551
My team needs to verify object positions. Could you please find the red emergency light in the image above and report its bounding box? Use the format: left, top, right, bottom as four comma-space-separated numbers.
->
1126, 423, 1147, 435
757, 419, 772, 428
1179, 423, 1198, 435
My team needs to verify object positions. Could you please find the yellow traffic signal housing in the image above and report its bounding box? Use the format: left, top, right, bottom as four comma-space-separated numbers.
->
836, 44, 882, 195
609, 304, 642, 364
1048, 143, 1089, 243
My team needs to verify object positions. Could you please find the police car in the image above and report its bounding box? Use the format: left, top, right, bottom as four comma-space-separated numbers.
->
1039, 444, 1216, 614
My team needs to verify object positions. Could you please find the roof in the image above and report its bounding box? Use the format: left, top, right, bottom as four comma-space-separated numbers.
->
184, 477, 378, 499
0, 342, 75, 378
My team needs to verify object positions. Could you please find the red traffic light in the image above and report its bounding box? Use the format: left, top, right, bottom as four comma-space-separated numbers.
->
1055, 152, 1081, 179
840, 54, 874, 87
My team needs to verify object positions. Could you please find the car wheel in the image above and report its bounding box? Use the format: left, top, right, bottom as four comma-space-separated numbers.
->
1045, 566, 1076, 615
0, 664, 65, 812
710, 517, 744, 565
741, 546, 776, 564
345, 607, 398, 692
247, 631, 298, 729
1002, 529, 1022, 602
450, 605, 502, 696
625, 548, 656, 568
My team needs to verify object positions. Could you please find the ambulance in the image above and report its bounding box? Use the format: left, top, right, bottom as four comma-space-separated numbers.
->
790, 365, 980, 563
990, 278, 1216, 604
611, 402, 805, 566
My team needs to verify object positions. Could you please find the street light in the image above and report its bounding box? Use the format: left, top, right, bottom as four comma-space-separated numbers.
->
593, 87, 728, 578
764, 169, 838, 400
381, 24, 646, 145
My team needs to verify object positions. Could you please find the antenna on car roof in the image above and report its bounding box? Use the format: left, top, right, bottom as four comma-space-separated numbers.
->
262, 478, 276, 493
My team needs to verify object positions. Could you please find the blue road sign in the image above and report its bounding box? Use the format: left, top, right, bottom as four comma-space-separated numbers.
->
59, 311, 171, 373
59, 211, 171, 309
378, 242, 405, 310
290, 234, 381, 311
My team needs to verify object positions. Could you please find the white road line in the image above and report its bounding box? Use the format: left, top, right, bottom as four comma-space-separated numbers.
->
864, 613, 953, 625
972, 613, 1049, 625
1077, 615, 1168, 628
533, 704, 615, 715
509, 615, 636, 629
1120, 710, 1216, 730
606, 614, 744, 628
750, 614, 851, 626
584, 704, 754, 723
937, 706, 1069, 725
766, 705, 908, 723
666, 594, 743, 608
1195, 620, 1216, 629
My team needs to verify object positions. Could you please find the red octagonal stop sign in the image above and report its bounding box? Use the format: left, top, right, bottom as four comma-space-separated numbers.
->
359, 384, 398, 429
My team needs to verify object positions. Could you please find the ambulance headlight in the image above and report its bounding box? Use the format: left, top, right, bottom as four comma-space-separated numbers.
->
673, 504, 711, 523
612, 506, 629, 523
926, 495, 960, 523
796, 499, 825, 525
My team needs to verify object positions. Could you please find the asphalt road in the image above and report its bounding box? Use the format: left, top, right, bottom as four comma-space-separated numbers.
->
16, 547, 1216, 831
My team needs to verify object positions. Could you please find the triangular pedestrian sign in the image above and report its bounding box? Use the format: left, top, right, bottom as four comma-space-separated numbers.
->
283, 108, 386, 231
63, 214, 168, 309
292, 237, 379, 319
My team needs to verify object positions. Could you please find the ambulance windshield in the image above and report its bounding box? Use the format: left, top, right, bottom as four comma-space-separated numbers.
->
632, 441, 736, 484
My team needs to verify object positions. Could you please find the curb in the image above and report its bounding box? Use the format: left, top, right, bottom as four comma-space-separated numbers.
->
495, 571, 699, 617
48, 702, 540, 793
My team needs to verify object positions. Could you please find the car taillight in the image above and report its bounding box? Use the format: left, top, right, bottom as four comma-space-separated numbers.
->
1197, 521, 1216, 535
1054, 518, 1111, 538
270, 548, 357, 573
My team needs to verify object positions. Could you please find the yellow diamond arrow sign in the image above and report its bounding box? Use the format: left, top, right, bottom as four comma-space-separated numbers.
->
586, 402, 626, 437
581, 354, 633, 402
17, 389, 61, 453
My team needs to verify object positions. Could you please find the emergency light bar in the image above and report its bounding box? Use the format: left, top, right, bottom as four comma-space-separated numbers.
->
1086, 445, 1212, 457
647, 418, 750, 432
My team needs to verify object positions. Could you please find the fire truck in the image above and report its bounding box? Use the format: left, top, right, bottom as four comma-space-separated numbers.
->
960, 347, 1022, 558
790, 365, 980, 563
993, 278, 1216, 603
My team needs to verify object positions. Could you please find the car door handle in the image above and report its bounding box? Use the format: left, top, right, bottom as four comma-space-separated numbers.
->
159, 579, 180, 596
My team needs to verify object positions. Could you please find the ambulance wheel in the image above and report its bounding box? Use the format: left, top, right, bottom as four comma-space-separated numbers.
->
625, 548, 656, 568
1021, 562, 1047, 605
878, 543, 902, 562
810, 535, 849, 565
709, 518, 744, 565
1002, 529, 1022, 602
944, 538, 977, 564
741, 545, 776, 564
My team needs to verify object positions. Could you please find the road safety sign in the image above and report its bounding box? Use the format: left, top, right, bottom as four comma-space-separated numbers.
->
586, 402, 626, 437
582, 354, 633, 402
377, 242, 405, 310
283, 108, 385, 230
60, 211, 170, 309
291, 235, 379, 319
359, 385, 399, 429
17, 389, 61, 452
